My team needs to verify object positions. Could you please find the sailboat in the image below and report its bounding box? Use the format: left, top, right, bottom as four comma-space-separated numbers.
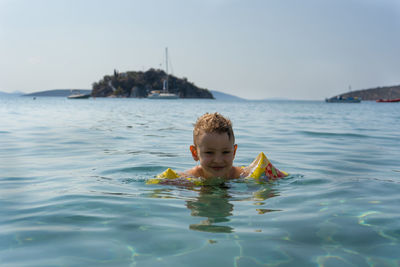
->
148, 47, 179, 99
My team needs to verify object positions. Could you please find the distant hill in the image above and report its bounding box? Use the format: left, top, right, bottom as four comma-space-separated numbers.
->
330, 85, 400, 101
210, 90, 244, 101
92, 69, 213, 98
23, 89, 91, 97
0, 91, 24, 96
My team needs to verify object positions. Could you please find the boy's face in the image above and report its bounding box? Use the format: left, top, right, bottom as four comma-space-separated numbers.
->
191, 132, 237, 178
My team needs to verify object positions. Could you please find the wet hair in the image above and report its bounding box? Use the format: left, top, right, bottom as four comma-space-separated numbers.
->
193, 112, 235, 145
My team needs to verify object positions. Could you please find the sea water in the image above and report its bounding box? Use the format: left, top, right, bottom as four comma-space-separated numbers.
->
0, 96, 399, 266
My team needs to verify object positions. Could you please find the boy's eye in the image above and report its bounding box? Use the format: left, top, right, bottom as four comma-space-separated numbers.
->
223, 151, 231, 154
205, 151, 214, 154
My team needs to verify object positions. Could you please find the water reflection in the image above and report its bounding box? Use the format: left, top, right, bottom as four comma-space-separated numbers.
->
145, 183, 280, 234
186, 186, 234, 233
186, 184, 280, 233
251, 187, 282, 215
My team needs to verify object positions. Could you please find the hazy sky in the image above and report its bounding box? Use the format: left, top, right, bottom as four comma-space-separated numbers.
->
1, 0, 400, 99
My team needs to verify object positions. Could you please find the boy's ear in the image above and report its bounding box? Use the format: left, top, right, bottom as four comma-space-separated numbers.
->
190, 145, 199, 161
233, 144, 238, 158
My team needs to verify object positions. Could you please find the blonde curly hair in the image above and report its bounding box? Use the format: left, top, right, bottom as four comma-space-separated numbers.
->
193, 112, 235, 145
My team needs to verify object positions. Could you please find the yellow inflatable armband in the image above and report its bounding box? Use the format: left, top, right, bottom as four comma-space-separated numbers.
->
158, 168, 179, 179
146, 168, 204, 186
146, 168, 179, 184
245, 152, 288, 179
146, 152, 288, 185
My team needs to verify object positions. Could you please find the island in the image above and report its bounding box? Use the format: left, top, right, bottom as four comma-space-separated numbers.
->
328, 85, 400, 101
91, 69, 214, 99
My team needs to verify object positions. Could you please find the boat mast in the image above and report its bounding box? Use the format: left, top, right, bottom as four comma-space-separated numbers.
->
165, 47, 169, 93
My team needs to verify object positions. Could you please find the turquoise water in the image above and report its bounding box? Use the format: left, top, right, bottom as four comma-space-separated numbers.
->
1, 97, 399, 266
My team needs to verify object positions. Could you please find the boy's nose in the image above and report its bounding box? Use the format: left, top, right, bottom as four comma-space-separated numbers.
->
213, 154, 224, 163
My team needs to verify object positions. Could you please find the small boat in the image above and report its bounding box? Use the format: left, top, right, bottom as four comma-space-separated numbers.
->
376, 98, 400, 103
325, 96, 361, 103
148, 47, 179, 99
148, 90, 179, 99
67, 90, 91, 99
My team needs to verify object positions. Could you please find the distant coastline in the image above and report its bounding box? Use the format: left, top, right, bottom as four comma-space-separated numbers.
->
6, 89, 241, 100
210, 91, 245, 101
23, 89, 91, 97
0, 91, 24, 97
4, 84, 399, 101
329, 85, 400, 101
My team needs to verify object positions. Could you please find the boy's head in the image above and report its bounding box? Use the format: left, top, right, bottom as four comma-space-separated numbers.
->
190, 113, 237, 178
192, 112, 235, 146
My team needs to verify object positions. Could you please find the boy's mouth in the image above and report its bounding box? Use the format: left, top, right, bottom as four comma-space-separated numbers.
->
211, 166, 225, 171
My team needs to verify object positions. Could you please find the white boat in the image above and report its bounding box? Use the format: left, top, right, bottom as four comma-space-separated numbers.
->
147, 91, 179, 99
67, 90, 91, 99
148, 47, 179, 99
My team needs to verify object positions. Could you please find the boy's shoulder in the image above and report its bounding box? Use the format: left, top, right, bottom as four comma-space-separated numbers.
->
181, 166, 202, 178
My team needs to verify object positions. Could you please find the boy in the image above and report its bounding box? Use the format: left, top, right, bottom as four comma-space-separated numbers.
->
147, 112, 287, 185
185, 112, 244, 179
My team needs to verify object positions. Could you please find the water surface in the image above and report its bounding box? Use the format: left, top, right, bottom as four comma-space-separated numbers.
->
1, 97, 399, 266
